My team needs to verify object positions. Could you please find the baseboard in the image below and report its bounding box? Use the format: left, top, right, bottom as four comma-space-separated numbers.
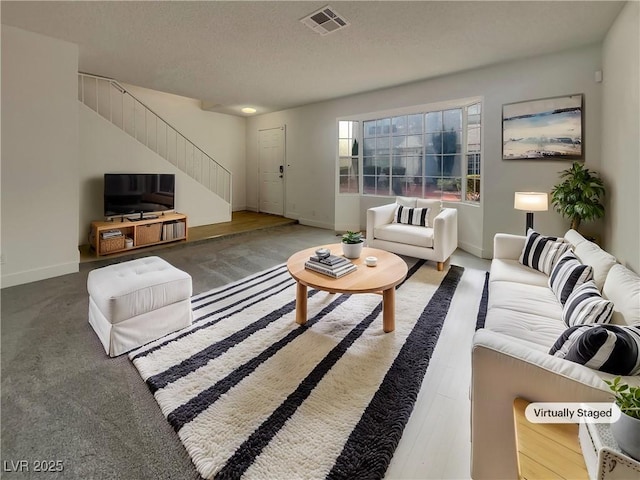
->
298, 217, 334, 231
1, 261, 79, 289
458, 240, 485, 258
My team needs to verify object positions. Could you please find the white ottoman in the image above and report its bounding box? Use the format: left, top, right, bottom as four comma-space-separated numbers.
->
87, 256, 193, 356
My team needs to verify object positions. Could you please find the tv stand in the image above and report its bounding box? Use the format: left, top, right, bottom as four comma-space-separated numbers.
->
127, 215, 158, 222
91, 213, 188, 256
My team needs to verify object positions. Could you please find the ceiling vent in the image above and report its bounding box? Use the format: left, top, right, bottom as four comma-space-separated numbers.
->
300, 5, 350, 36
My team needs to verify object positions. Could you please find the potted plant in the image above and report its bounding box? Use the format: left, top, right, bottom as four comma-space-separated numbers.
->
605, 376, 640, 461
550, 161, 605, 231
342, 231, 364, 259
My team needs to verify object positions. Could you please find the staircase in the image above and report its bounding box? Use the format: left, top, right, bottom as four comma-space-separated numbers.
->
78, 73, 232, 211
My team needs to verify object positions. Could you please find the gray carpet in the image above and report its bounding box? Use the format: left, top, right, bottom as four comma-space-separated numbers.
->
1, 224, 337, 479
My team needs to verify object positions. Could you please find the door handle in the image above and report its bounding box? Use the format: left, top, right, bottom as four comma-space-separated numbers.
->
279, 165, 284, 178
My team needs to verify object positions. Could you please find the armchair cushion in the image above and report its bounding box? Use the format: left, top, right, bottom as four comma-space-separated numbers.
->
374, 223, 434, 248
416, 199, 442, 227
392, 205, 430, 227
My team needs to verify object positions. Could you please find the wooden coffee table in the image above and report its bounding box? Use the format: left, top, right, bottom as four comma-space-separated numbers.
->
286, 244, 408, 332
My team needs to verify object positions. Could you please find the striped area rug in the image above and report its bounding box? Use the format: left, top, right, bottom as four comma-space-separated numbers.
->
130, 259, 465, 479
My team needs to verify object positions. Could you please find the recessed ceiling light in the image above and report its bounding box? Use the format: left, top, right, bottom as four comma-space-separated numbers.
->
241, 107, 257, 114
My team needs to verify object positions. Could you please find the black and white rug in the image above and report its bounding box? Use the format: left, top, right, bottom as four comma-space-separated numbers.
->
130, 260, 467, 479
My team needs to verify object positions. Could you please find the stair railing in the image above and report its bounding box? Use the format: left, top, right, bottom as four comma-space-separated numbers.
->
78, 72, 232, 208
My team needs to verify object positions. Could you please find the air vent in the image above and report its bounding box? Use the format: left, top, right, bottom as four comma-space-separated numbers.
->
300, 5, 350, 36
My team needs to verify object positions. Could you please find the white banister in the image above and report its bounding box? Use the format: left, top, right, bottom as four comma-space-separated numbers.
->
77, 72, 232, 209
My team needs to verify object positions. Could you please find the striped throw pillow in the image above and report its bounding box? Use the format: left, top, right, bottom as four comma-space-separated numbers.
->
562, 280, 614, 326
393, 205, 430, 227
519, 229, 571, 275
549, 251, 594, 305
550, 324, 640, 375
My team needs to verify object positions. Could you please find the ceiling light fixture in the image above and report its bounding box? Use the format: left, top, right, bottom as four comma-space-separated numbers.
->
241, 107, 257, 114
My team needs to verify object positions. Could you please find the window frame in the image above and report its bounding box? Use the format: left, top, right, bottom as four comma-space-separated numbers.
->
337, 97, 483, 205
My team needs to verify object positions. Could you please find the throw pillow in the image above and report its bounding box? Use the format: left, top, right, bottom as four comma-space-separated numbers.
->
519, 229, 571, 275
393, 205, 430, 227
549, 250, 594, 305
562, 280, 614, 326
549, 324, 640, 376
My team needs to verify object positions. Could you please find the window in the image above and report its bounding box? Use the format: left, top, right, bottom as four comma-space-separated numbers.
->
338, 121, 359, 194
339, 101, 482, 202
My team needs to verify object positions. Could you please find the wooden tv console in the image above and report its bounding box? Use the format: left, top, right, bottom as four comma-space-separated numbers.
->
91, 213, 188, 256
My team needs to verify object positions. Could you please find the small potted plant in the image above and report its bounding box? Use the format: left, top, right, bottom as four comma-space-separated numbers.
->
551, 161, 605, 231
342, 231, 364, 259
605, 376, 640, 461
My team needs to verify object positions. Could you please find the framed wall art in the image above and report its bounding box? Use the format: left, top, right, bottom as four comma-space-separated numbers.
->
502, 94, 583, 160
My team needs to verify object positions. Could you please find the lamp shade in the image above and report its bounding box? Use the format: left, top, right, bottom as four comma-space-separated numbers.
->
514, 192, 548, 212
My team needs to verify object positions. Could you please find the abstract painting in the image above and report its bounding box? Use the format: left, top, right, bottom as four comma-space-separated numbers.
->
502, 94, 583, 160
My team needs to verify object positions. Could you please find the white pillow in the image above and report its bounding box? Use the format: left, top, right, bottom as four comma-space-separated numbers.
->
549, 251, 594, 305
562, 280, 613, 326
550, 324, 640, 375
519, 229, 571, 275
393, 205, 430, 227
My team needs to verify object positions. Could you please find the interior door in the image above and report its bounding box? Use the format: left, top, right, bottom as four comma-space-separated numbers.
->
258, 127, 285, 215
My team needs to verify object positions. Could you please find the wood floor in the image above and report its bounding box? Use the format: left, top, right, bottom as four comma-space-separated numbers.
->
80, 211, 297, 263
187, 210, 297, 242
385, 250, 489, 479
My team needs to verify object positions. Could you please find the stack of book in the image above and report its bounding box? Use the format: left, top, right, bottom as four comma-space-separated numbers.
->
305, 254, 357, 278
162, 220, 186, 241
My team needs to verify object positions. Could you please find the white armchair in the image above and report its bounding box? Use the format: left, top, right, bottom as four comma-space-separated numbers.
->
366, 197, 458, 271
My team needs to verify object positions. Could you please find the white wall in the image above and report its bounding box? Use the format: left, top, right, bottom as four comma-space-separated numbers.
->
246, 45, 604, 258
123, 85, 247, 211
601, 1, 640, 273
1, 26, 80, 288
79, 104, 232, 244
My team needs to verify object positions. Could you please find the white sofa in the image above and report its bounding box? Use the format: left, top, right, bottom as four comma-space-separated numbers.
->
366, 196, 458, 271
471, 229, 640, 479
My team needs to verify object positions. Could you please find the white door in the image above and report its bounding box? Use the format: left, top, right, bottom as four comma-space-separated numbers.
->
258, 127, 285, 215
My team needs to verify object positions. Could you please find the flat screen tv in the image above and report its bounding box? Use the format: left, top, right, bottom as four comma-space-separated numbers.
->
104, 173, 175, 217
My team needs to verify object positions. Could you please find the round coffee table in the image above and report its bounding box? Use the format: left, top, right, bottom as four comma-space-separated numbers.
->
286, 244, 408, 333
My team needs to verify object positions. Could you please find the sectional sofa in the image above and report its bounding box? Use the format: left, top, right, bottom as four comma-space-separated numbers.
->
471, 229, 640, 479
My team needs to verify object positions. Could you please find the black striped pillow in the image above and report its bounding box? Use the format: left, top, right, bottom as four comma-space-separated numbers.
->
562, 280, 614, 326
550, 324, 640, 375
519, 229, 571, 275
393, 205, 430, 227
549, 251, 594, 305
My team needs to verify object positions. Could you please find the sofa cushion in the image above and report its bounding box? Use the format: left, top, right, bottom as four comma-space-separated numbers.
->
564, 228, 588, 248
416, 199, 442, 227
573, 241, 617, 291
486, 277, 565, 348
563, 280, 614, 326
519, 229, 570, 275
549, 251, 594, 305
603, 264, 640, 326
485, 305, 565, 348
374, 224, 433, 248
490, 259, 549, 288
393, 205, 430, 227
550, 324, 640, 375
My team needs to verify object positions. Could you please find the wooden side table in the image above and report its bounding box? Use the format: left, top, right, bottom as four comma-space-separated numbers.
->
513, 398, 589, 479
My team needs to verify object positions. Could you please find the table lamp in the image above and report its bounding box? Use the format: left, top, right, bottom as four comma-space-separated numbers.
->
514, 192, 548, 233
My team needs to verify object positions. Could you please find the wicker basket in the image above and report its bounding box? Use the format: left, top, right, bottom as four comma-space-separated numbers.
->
100, 235, 125, 253
136, 223, 162, 246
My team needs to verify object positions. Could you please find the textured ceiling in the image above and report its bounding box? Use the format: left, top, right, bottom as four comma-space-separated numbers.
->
1, 1, 625, 116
